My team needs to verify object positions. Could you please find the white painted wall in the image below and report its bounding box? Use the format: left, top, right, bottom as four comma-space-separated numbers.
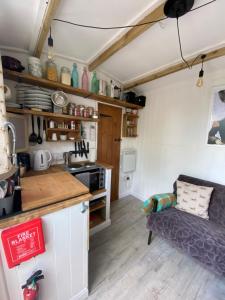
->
131, 56, 225, 201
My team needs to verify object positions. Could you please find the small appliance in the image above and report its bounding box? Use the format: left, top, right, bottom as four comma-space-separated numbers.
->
67, 162, 105, 193
33, 150, 52, 171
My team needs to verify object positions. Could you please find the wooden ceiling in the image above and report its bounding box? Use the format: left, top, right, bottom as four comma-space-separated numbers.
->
0, 0, 225, 89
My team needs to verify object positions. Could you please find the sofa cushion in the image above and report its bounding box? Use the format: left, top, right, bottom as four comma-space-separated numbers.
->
174, 175, 225, 228
176, 180, 213, 219
147, 208, 225, 276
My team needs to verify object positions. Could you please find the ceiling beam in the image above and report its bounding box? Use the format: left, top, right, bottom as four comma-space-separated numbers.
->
34, 0, 61, 58
124, 46, 225, 90
88, 2, 165, 71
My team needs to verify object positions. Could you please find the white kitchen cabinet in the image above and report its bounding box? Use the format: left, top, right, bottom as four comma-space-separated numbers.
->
0, 201, 89, 300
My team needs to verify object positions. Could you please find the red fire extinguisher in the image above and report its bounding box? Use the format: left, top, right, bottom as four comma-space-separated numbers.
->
22, 270, 44, 300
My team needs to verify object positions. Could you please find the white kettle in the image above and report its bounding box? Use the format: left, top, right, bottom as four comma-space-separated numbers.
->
33, 150, 52, 171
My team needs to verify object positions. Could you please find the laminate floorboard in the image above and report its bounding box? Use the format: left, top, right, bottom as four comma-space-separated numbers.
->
88, 196, 225, 300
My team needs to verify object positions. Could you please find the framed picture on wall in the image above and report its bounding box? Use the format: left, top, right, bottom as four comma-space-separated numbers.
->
207, 86, 225, 145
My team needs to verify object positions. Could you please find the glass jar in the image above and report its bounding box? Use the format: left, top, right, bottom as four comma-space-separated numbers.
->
46, 60, 58, 81
68, 103, 75, 115
28, 56, 42, 78
92, 110, 98, 119
77, 105, 85, 117
87, 106, 94, 117
60, 66, 71, 85
74, 106, 80, 117
83, 108, 89, 118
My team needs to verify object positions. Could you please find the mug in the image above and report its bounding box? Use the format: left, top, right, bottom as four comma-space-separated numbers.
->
4, 85, 12, 100
49, 120, 55, 128
52, 133, 57, 141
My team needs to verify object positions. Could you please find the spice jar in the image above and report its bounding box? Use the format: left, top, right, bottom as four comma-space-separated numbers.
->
70, 121, 75, 130
68, 103, 75, 115
46, 60, 58, 81
92, 110, 98, 119
74, 106, 80, 117
83, 108, 89, 118
87, 106, 94, 117
77, 105, 85, 117
60, 66, 71, 85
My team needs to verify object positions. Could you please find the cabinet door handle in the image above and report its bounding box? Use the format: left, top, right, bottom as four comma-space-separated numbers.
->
81, 202, 89, 213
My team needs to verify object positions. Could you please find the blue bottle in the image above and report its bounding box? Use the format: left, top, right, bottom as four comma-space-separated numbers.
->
71, 63, 79, 88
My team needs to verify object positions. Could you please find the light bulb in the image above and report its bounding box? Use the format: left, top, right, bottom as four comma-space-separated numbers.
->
196, 69, 204, 88
196, 77, 203, 87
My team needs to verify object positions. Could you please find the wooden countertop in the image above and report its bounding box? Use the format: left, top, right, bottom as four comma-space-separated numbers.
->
0, 193, 92, 229
21, 171, 89, 211
96, 161, 113, 169
0, 170, 92, 229
23, 165, 65, 177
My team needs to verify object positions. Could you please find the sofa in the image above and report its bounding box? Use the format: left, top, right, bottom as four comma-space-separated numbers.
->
147, 174, 225, 276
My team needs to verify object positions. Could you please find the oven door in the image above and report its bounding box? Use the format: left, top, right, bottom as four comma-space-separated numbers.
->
89, 171, 100, 192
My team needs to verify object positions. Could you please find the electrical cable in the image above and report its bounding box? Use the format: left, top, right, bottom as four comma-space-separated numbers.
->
53, 16, 168, 30
176, 17, 190, 69
52, 0, 216, 70
52, 0, 216, 30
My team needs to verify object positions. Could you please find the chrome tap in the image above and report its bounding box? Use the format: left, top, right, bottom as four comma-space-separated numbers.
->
3, 121, 17, 167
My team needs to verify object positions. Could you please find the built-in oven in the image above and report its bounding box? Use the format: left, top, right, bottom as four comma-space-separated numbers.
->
73, 167, 105, 193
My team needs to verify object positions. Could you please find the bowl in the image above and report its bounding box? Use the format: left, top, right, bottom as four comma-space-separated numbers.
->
51, 91, 68, 107
60, 134, 67, 141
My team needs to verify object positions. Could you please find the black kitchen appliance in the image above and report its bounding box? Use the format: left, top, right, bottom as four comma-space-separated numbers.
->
135, 95, 146, 107
68, 163, 105, 193
17, 152, 31, 170
123, 91, 136, 104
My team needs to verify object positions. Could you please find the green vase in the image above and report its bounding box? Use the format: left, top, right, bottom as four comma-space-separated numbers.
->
91, 71, 99, 94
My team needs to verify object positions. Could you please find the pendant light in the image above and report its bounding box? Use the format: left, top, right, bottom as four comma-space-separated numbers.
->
196, 54, 206, 88
48, 27, 54, 60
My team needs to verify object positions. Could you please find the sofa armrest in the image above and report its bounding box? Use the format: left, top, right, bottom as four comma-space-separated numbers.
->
152, 198, 158, 212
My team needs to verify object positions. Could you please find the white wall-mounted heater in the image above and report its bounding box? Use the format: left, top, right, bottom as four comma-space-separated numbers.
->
121, 148, 137, 173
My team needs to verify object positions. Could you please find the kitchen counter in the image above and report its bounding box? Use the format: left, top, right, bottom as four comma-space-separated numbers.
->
0, 170, 92, 229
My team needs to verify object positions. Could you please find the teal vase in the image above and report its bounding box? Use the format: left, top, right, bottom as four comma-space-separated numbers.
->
91, 71, 99, 94
71, 63, 79, 88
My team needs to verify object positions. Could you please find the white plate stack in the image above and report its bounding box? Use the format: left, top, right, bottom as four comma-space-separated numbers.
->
16, 85, 53, 111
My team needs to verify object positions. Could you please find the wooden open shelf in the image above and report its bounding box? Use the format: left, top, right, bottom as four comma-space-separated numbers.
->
46, 128, 80, 132
4, 69, 143, 110
90, 200, 106, 213
89, 213, 105, 229
91, 189, 106, 196
123, 113, 138, 138
125, 113, 139, 118
6, 107, 98, 122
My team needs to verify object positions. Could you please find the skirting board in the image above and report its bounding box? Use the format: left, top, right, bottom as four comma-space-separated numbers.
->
90, 219, 111, 236
70, 288, 88, 300
130, 191, 146, 202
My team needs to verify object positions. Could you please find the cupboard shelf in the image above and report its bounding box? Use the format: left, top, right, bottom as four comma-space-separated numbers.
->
6, 107, 98, 122
90, 200, 106, 213
122, 113, 138, 138
90, 213, 105, 229
46, 128, 80, 132
3, 69, 143, 110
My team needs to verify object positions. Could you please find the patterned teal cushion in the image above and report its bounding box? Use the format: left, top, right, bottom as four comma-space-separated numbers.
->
143, 193, 177, 216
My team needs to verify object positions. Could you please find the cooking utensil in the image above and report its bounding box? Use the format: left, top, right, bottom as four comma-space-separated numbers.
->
37, 117, 42, 144
74, 142, 77, 158
43, 119, 46, 141
83, 140, 88, 159
51, 91, 68, 107
29, 115, 38, 145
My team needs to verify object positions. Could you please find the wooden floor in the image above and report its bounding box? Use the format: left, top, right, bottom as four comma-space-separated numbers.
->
88, 196, 225, 300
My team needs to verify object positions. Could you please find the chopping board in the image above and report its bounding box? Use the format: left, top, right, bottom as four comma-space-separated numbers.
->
21, 171, 89, 212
